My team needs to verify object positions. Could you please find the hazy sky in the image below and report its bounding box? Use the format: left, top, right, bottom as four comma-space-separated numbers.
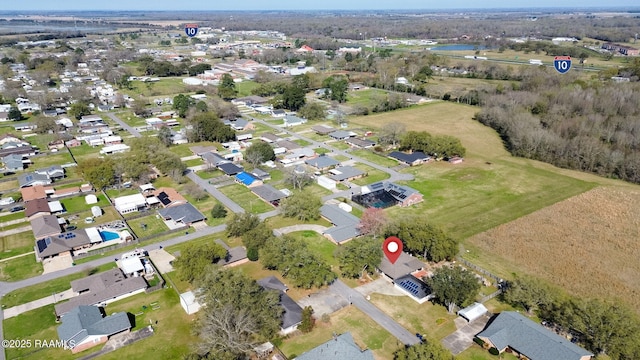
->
2, 0, 638, 11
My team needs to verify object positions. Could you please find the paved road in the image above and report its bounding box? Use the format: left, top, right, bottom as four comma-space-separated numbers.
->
329, 280, 420, 346
186, 171, 245, 214
106, 112, 142, 138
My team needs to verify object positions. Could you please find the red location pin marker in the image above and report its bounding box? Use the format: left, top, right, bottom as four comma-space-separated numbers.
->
383, 236, 403, 264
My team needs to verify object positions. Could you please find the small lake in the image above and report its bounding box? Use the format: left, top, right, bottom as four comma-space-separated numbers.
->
430, 44, 487, 51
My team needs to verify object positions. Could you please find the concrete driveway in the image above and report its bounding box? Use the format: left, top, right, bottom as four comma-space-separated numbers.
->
148, 249, 176, 274
354, 277, 405, 297
297, 287, 349, 317
442, 315, 490, 355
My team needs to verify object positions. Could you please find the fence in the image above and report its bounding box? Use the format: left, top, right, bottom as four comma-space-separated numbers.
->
457, 257, 503, 286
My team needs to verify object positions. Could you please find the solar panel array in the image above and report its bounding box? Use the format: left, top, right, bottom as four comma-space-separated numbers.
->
399, 279, 421, 296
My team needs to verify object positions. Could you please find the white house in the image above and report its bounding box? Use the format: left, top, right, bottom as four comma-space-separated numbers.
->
113, 194, 148, 214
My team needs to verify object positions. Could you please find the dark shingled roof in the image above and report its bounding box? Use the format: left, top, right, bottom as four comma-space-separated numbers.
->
478, 312, 594, 360
158, 203, 206, 225
258, 276, 303, 330
295, 332, 374, 360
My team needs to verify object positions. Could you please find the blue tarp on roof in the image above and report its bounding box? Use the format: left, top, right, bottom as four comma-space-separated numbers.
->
235, 172, 256, 186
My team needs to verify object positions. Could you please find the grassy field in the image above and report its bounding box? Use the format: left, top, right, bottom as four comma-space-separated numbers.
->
2, 288, 197, 360
127, 77, 188, 97
60, 194, 108, 214
0, 231, 34, 260
347, 88, 390, 108
218, 184, 274, 214
1, 263, 117, 308
0, 254, 43, 282
468, 186, 640, 314
236, 80, 258, 97
350, 149, 398, 168
279, 306, 397, 360
127, 214, 170, 238
352, 164, 390, 186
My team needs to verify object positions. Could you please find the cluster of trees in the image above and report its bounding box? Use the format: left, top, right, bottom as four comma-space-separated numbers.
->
217, 73, 238, 100
426, 266, 481, 314
503, 276, 640, 359
394, 341, 454, 360
475, 70, 640, 184
384, 219, 459, 262
399, 131, 466, 158
77, 136, 186, 188
260, 235, 337, 288
226, 213, 271, 261
173, 241, 228, 283
191, 268, 283, 360
280, 191, 321, 221
187, 112, 236, 143
244, 141, 275, 167
335, 236, 382, 279
137, 55, 186, 77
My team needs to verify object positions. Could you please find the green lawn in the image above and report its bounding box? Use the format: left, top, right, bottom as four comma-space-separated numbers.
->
329, 141, 350, 150
196, 169, 223, 179
0, 254, 43, 282
0, 179, 19, 192
68, 143, 102, 159
218, 184, 273, 214
0, 212, 28, 223
31, 152, 74, 168
236, 80, 259, 97
127, 214, 170, 238
352, 164, 391, 186
391, 160, 596, 240
60, 194, 109, 214
280, 306, 397, 360
313, 147, 331, 155
286, 230, 338, 267
351, 149, 398, 167
127, 77, 188, 97
346, 88, 391, 108
334, 154, 350, 162
0, 231, 33, 260
1, 263, 117, 308
293, 139, 312, 147
183, 158, 204, 167
170, 141, 219, 157
264, 215, 331, 230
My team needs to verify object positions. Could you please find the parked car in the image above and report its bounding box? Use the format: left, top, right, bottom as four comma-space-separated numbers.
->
66, 225, 77, 231
10, 206, 24, 213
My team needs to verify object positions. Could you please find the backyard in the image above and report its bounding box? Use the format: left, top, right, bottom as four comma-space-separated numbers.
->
218, 184, 274, 214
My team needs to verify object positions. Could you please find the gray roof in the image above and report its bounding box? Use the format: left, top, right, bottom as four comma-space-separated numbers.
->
284, 115, 306, 125
57, 306, 131, 347
305, 156, 339, 169
311, 125, 335, 135
218, 162, 243, 175
190, 145, 218, 156
328, 130, 352, 139
31, 215, 62, 239
251, 168, 271, 180
158, 203, 206, 225
295, 332, 374, 360
230, 118, 250, 130
377, 252, 425, 280
215, 239, 248, 266
388, 151, 430, 164
252, 184, 286, 203
36, 230, 93, 259
477, 312, 593, 360
56, 270, 148, 316
202, 152, 229, 167
18, 172, 51, 188
328, 166, 365, 182
260, 133, 281, 142
276, 139, 301, 150
345, 138, 376, 148
2, 154, 24, 171
258, 276, 303, 330
35, 165, 64, 178
394, 274, 431, 300
320, 204, 360, 243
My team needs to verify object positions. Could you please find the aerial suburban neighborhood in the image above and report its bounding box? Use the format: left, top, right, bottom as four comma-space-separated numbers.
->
0, 2, 639, 360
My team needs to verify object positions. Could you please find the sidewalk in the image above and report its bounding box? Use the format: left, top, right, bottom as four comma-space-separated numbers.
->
3, 288, 76, 319
0, 225, 31, 237
0, 251, 35, 263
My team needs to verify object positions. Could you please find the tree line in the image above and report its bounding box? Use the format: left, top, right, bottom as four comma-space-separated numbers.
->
475, 67, 640, 184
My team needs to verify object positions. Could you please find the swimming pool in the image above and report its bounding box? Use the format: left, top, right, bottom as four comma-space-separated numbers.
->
100, 230, 120, 241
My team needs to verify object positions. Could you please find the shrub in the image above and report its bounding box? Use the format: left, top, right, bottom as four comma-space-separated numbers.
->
488, 347, 500, 356
247, 247, 259, 261
473, 337, 485, 346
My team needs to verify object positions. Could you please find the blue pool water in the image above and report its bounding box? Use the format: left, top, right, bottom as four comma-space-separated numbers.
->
100, 231, 120, 241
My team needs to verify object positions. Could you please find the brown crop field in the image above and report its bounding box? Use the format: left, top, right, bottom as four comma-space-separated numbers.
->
467, 186, 640, 313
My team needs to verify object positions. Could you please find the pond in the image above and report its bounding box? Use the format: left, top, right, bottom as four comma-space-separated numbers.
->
430, 44, 487, 51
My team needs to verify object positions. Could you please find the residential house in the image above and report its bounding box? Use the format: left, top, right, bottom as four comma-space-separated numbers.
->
218, 162, 244, 176
24, 198, 52, 219
31, 214, 63, 240
2, 154, 25, 172
232, 96, 269, 107
477, 311, 594, 360
18, 172, 52, 188
54, 268, 148, 317
250, 168, 271, 181
275, 139, 301, 151
65, 139, 82, 148
157, 203, 206, 226
35, 229, 94, 261
48, 139, 66, 151
100, 144, 130, 155
320, 204, 360, 244
21, 185, 47, 202
251, 184, 286, 206
388, 151, 431, 166
305, 156, 340, 171
260, 133, 281, 143
282, 115, 307, 128
152, 187, 187, 208
235, 172, 263, 187
35, 165, 65, 180
57, 306, 132, 354
215, 239, 249, 267
311, 125, 335, 135
295, 332, 374, 360
328, 166, 365, 182
258, 276, 303, 335
376, 252, 432, 303
201, 152, 229, 168
113, 194, 148, 214
345, 138, 376, 149
225, 118, 254, 131
271, 109, 286, 118
328, 130, 353, 141
0, 134, 25, 146
353, 181, 423, 208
